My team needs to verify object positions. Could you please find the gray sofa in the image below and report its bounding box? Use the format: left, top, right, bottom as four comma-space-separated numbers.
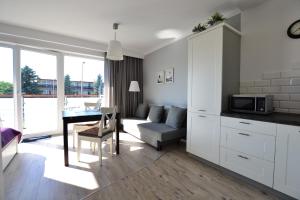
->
122, 105, 186, 150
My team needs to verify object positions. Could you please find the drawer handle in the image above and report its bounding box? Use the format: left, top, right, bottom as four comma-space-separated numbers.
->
198, 115, 206, 118
238, 132, 250, 136
238, 155, 249, 160
239, 122, 251, 125
198, 109, 206, 112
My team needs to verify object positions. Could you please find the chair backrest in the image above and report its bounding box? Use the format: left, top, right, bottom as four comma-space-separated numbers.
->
84, 99, 102, 111
98, 107, 117, 137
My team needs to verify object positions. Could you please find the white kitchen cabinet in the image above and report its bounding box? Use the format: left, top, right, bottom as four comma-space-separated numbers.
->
187, 27, 222, 115
187, 23, 240, 165
187, 112, 220, 164
221, 126, 276, 162
220, 147, 274, 187
274, 124, 300, 199
221, 116, 277, 136
220, 116, 276, 187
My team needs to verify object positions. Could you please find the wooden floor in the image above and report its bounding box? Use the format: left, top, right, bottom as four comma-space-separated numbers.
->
4, 133, 278, 200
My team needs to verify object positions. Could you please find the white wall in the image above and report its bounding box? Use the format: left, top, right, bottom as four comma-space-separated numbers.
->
143, 15, 241, 107
240, 0, 300, 81
143, 38, 188, 106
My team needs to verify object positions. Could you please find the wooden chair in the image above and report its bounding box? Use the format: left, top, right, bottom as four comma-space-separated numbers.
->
72, 99, 101, 148
76, 107, 117, 165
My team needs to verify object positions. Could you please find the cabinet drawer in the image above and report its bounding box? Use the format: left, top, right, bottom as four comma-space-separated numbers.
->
221, 116, 276, 136
221, 127, 275, 162
220, 147, 274, 187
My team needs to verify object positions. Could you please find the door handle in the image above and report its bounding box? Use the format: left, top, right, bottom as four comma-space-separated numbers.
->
239, 122, 251, 125
198, 115, 206, 118
238, 155, 249, 160
238, 132, 250, 136
198, 109, 206, 112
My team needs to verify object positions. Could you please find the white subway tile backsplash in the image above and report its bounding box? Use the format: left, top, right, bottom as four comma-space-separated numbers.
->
288, 109, 300, 114
273, 101, 280, 108
273, 94, 290, 101
274, 108, 289, 113
254, 80, 270, 87
241, 70, 300, 114
271, 79, 291, 86
240, 81, 254, 87
247, 87, 262, 94
280, 101, 300, 109
290, 94, 300, 101
281, 70, 300, 78
262, 72, 281, 79
291, 78, 300, 85
240, 87, 247, 94
262, 86, 280, 93
281, 86, 300, 93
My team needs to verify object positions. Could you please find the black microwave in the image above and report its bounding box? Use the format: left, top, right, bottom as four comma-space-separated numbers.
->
229, 94, 273, 114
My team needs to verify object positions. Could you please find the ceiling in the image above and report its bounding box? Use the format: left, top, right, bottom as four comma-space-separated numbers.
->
0, 0, 267, 56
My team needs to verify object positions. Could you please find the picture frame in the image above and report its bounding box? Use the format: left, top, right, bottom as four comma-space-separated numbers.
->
156, 71, 165, 84
165, 68, 174, 83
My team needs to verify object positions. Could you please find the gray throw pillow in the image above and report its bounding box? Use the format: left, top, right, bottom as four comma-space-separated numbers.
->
147, 106, 164, 123
165, 106, 187, 128
135, 104, 149, 119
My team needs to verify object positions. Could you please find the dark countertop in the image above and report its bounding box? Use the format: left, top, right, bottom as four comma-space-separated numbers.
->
221, 112, 300, 127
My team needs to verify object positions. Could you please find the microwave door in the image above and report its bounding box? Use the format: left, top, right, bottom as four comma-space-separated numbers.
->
231, 97, 255, 112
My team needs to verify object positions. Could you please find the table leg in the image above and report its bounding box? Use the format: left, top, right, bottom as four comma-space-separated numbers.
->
63, 121, 69, 166
116, 113, 120, 154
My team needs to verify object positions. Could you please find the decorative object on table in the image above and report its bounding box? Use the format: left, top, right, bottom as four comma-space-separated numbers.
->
165, 68, 174, 83
107, 23, 123, 61
129, 81, 140, 92
207, 12, 226, 26
156, 71, 165, 84
192, 23, 207, 33
287, 19, 300, 39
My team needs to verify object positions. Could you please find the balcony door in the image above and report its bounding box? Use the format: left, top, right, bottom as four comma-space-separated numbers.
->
0, 46, 14, 128
20, 49, 58, 136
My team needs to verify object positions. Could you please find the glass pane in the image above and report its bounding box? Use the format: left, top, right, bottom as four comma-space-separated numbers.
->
0, 47, 14, 128
21, 50, 57, 135
64, 56, 104, 111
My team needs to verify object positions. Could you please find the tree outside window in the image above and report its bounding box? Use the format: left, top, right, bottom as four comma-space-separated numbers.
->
21, 66, 41, 95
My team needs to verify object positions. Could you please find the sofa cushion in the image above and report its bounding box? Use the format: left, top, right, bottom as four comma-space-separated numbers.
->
135, 104, 149, 119
137, 122, 186, 143
147, 105, 164, 123
165, 106, 187, 128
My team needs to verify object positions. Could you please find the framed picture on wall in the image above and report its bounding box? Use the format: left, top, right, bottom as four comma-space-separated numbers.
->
156, 71, 165, 84
165, 68, 174, 83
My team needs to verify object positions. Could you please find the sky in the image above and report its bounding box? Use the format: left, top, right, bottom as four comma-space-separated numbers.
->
0, 46, 104, 84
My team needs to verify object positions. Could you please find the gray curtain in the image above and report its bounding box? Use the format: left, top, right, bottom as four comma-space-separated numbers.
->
104, 55, 143, 118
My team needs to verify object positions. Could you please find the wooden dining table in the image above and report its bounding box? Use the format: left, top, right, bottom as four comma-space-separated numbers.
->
62, 110, 121, 166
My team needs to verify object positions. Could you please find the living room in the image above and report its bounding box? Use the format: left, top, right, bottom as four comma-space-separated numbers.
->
1, 0, 300, 199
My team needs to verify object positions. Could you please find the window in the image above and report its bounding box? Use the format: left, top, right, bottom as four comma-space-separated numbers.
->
64, 55, 104, 110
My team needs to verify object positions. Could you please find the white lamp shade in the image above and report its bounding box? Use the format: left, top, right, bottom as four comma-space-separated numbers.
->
129, 81, 140, 92
107, 40, 123, 61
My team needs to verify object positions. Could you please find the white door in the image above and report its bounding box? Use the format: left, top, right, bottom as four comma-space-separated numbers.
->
274, 124, 300, 199
0, 46, 15, 128
187, 112, 220, 164
20, 49, 59, 136
0, 133, 4, 200
188, 27, 223, 115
